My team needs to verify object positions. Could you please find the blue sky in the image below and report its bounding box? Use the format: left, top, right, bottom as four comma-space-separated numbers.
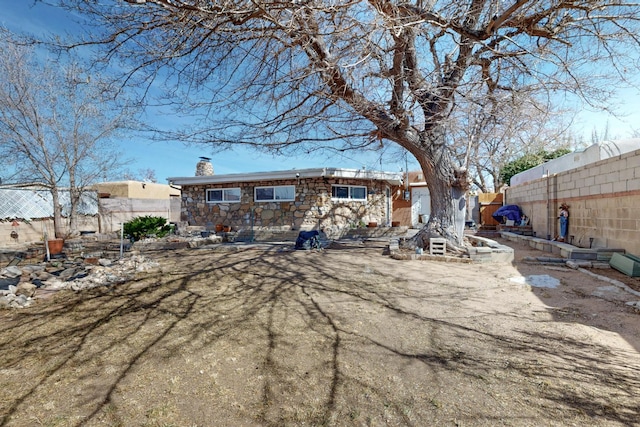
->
2, 1, 639, 182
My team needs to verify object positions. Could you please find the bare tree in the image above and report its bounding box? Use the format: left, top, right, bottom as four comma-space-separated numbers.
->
0, 30, 137, 238
58, 0, 640, 246
591, 121, 614, 144
123, 168, 158, 183
449, 89, 576, 192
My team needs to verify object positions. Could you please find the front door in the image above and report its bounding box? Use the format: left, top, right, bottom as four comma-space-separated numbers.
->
411, 187, 431, 227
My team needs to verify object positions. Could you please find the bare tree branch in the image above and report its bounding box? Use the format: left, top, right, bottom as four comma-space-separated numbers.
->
0, 29, 139, 237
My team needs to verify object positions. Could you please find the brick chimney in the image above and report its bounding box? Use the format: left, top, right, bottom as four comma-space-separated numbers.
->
195, 157, 214, 176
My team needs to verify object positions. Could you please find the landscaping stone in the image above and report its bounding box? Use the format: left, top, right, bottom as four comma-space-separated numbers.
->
1, 266, 22, 278
566, 260, 592, 269
0, 253, 160, 309
16, 283, 37, 298
58, 268, 78, 280
21, 265, 45, 274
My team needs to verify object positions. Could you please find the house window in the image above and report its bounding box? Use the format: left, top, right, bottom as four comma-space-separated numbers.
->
255, 185, 295, 202
331, 185, 367, 200
206, 188, 241, 203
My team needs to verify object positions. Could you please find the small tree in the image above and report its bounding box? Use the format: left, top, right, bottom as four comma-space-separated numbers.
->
0, 30, 138, 238
124, 216, 173, 241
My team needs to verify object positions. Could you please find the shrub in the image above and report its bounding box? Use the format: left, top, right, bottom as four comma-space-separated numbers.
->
123, 216, 173, 241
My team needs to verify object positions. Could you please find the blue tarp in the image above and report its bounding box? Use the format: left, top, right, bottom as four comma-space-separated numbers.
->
492, 204, 522, 223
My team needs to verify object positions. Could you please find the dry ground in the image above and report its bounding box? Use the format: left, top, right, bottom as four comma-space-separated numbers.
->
1, 239, 639, 427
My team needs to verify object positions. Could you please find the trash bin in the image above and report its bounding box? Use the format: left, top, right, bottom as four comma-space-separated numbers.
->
420, 214, 429, 223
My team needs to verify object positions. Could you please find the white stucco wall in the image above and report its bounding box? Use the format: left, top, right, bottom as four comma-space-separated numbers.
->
510, 139, 640, 186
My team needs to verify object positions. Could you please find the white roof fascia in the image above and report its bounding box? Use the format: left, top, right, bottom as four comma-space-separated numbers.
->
167, 167, 403, 186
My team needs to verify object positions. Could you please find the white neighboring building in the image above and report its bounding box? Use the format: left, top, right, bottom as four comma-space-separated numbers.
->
510, 139, 640, 186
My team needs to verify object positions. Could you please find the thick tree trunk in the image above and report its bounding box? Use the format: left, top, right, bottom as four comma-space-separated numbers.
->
409, 130, 468, 250
413, 168, 467, 249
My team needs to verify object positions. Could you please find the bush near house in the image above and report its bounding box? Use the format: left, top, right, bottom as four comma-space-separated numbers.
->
123, 216, 173, 241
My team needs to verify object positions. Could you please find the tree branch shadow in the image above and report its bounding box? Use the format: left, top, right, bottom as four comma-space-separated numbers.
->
0, 245, 638, 426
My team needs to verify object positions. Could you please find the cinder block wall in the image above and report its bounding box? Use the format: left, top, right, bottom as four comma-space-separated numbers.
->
0, 217, 99, 247
506, 148, 640, 254
1, 198, 178, 246
98, 198, 175, 233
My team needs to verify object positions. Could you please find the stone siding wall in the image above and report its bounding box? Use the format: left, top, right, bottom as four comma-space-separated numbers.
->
506, 148, 640, 254
180, 177, 390, 234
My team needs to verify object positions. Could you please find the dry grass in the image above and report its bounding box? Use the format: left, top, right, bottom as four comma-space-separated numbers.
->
1, 243, 639, 426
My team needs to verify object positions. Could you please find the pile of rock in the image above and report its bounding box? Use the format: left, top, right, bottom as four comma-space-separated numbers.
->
0, 255, 160, 309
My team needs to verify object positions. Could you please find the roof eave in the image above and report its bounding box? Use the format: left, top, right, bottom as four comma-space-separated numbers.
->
167, 167, 402, 186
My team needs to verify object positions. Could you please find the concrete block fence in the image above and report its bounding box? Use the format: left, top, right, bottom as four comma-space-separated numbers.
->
505, 148, 640, 255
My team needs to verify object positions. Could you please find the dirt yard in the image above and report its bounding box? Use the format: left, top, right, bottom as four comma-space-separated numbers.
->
1, 238, 639, 427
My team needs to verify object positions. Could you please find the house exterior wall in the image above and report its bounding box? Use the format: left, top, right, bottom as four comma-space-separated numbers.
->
180, 177, 390, 233
391, 190, 412, 226
505, 148, 640, 254
91, 181, 181, 233
511, 138, 640, 186
92, 181, 180, 199
391, 171, 426, 227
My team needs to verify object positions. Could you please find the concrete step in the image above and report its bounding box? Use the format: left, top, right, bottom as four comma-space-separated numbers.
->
499, 231, 626, 261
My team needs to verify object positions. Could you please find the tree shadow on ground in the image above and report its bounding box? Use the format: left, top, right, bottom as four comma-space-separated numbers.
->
0, 244, 639, 426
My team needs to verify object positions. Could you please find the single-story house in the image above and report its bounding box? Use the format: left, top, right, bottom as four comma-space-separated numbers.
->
167, 165, 403, 236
